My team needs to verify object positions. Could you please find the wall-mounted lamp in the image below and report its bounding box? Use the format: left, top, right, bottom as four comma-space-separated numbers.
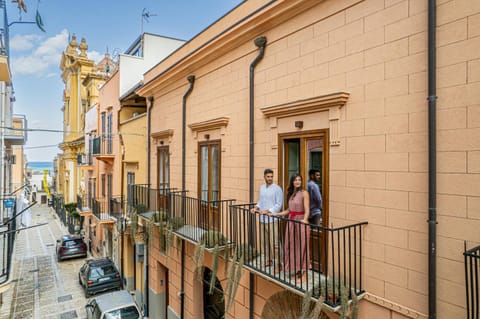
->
160, 140, 164, 145
295, 121, 304, 129
204, 134, 210, 140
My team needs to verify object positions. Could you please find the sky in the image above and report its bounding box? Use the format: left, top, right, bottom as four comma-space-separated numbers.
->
6, 0, 244, 162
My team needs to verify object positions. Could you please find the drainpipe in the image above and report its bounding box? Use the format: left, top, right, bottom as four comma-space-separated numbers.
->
145, 96, 154, 317
119, 133, 125, 286
181, 75, 195, 319
427, 1, 437, 319
249, 36, 267, 319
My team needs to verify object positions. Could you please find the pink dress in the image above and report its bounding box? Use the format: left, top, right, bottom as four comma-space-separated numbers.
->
283, 190, 310, 275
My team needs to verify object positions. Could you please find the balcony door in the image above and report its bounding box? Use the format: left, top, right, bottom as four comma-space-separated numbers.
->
279, 130, 329, 273
157, 146, 170, 211
198, 140, 220, 230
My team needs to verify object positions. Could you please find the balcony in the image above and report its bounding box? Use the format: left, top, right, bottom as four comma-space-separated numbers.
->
0, 197, 17, 287
92, 196, 124, 221
77, 153, 93, 170
129, 185, 367, 308
465, 244, 480, 319
91, 134, 116, 164
4, 114, 27, 146
76, 194, 92, 215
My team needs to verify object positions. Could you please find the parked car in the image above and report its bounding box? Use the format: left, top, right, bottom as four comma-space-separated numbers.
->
56, 234, 88, 261
85, 290, 142, 319
79, 258, 122, 298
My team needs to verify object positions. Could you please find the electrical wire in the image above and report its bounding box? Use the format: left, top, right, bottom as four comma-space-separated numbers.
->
0, 126, 145, 136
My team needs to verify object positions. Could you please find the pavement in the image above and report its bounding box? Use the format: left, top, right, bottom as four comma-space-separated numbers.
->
0, 204, 90, 319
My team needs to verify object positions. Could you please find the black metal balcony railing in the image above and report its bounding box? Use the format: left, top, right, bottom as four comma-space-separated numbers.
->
91, 135, 114, 156
0, 197, 17, 286
229, 203, 367, 308
77, 153, 93, 166
168, 192, 234, 247
127, 184, 367, 307
52, 194, 67, 226
465, 244, 480, 319
92, 196, 124, 221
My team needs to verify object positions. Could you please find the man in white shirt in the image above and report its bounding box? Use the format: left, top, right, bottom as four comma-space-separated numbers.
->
252, 169, 283, 269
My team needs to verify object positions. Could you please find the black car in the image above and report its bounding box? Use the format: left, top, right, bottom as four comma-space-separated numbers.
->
56, 235, 88, 261
78, 258, 122, 298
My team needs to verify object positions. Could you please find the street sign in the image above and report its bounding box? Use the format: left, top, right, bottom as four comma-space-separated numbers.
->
3, 199, 15, 208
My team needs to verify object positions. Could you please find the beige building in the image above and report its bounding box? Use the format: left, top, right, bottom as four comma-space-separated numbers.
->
122, 0, 480, 319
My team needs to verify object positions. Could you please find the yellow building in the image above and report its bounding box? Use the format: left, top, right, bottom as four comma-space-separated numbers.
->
58, 35, 114, 205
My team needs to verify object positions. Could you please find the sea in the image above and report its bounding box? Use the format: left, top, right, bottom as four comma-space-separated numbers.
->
28, 161, 53, 174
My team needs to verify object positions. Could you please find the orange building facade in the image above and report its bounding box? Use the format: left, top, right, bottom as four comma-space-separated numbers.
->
125, 1, 480, 319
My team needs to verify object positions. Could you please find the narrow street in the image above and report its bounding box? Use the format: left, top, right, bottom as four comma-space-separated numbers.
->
1, 204, 89, 319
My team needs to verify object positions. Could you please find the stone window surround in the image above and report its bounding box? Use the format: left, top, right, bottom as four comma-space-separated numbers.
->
260, 92, 349, 146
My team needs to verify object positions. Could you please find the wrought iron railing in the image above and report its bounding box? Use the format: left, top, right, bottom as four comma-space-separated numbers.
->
0, 198, 17, 286
91, 134, 115, 156
92, 196, 124, 221
465, 244, 480, 319
52, 194, 66, 226
167, 192, 234, 247
229, 203, 367, 308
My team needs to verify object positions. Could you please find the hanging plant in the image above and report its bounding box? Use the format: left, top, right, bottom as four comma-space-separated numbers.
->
310, 295, 326, 319
301, 289, 313, 319
208, 244, 220, 294
350, 290, 359, 319
339, 285, 349, 319
158, 219, 164, 251
223, 243, 230, 275
200, 230, 227, 248
193, 243, 205, 281
130, 210, 138, 245
147, 217, 155, 248
165, 227, 173, 256
227, 252, 244, 310
224, 245, 237, 309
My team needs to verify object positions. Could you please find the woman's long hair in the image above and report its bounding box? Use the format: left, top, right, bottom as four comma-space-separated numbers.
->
286, 173, 303, 201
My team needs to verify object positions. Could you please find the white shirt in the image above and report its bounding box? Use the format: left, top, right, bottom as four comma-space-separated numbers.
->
257, 183, 283, 223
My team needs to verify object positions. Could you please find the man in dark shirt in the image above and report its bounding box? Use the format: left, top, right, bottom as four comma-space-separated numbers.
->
307, 169, 322, 225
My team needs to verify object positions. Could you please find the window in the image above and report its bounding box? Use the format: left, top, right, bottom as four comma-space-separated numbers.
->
157, 147, 169, 190
107, 113, 113, 154
198, 141, 220, 203
198, 140, 221, 230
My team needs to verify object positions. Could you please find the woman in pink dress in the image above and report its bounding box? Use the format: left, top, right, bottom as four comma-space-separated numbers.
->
273, 174, 310, 282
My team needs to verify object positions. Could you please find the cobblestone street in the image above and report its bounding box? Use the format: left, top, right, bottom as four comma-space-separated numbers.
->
1, 205, 89, 319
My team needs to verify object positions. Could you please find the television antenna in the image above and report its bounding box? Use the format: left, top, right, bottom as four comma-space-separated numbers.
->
141, 8, 157, 34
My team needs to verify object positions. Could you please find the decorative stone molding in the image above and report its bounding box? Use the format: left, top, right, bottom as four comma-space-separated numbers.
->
364, 293, 428, 319
260, 92, 349, 146
151, 129, 174, 144
188, 117, 229, 139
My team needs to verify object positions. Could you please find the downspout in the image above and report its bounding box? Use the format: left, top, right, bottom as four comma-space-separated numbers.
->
249, 36, 267, 319
181, 75, 195, 319
145, 96, 154, 317
427, 1, 437, 319
119, 133, 125, 286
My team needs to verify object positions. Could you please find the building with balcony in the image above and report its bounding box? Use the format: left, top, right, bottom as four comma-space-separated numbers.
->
122, 1, 480, 319
58, 35, 113, 204
76, 33, 185, 300
0, 0, 28, 303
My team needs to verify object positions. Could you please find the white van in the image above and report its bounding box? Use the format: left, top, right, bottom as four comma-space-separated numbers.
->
85, 290, 143, 319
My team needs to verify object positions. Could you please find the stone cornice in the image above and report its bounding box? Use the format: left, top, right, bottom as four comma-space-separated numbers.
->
151, 129, 174, 140
188, 117, 229, 133
260, 92, 349, 118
